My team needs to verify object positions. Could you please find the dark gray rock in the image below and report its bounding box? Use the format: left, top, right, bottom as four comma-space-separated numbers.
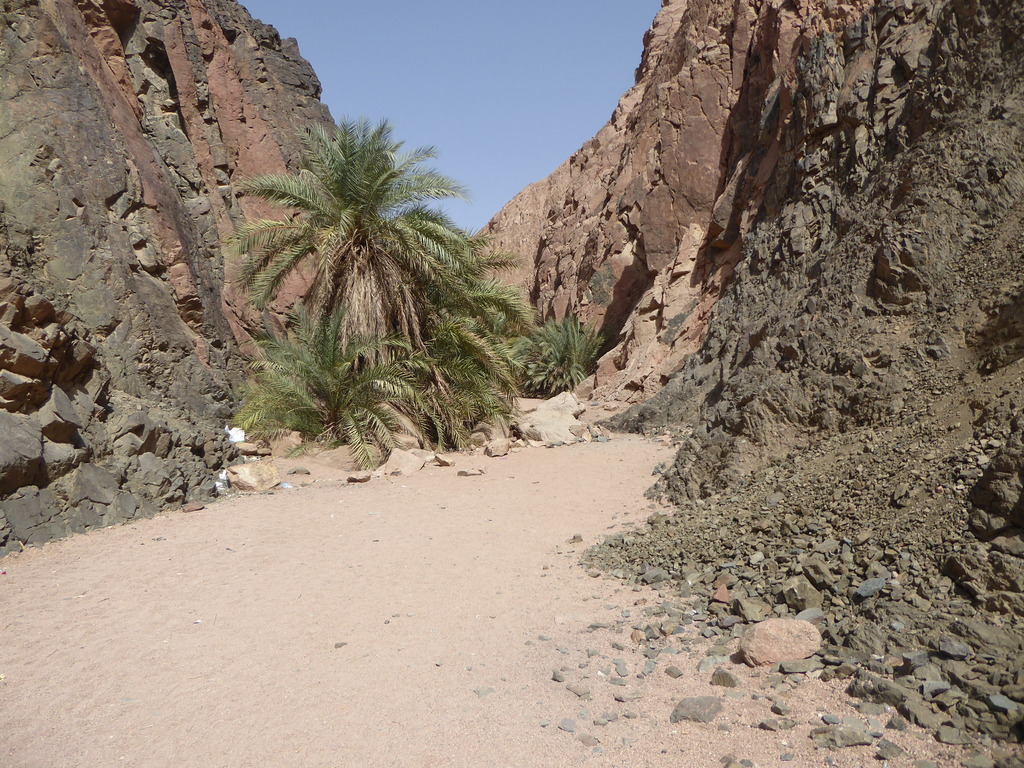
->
854, 578, 887, 599
0, 411, 43, 494
711, 668, 740, 688
810, 725, 874, 749
781, 576, 823, 611
69, 464, 119, 507
876, 738, 906, 759
669, 697, 723, 724
2, 486, 63, 544
36, 387, 82, 443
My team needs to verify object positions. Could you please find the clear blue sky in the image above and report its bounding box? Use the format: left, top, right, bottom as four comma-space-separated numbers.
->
238, 0, 660, 231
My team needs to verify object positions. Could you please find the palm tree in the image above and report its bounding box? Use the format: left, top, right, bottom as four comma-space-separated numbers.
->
515, 317, 603, 396
233, 307, 421, 469
230, 118, 470, 347
416, 242, 534, 446
229, 119, 537, 454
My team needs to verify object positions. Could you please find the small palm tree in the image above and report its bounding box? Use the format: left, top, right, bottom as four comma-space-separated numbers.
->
230, 119, 470, 347
233, 307, 420, 469
515, 317, 603, 396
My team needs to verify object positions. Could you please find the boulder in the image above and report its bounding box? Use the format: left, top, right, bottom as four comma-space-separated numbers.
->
132, 453, 174, 499
2, 486, 64, 544
739, 618, 822, 666
394, 433, 422, 451
0, 326, 53, 378
469, 420, 510, 448
972, 432, 1024, 526
226, 461, 280, 492
379, 448, 426, 477
36, 387, 82, 443
41, 439, 83, 480
484, 438, 511, 457
516, 393, 589, 445
669, 696, 723, 723
235, 442, 269, 457
0, 411, 44, 494
69, 464, 120, 506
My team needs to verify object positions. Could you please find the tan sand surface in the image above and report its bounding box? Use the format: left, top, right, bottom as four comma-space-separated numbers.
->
0, 436, 979, 767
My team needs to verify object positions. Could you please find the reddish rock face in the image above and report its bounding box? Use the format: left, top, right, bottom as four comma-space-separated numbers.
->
0, 0, 331, 549
488, 0, 874, 401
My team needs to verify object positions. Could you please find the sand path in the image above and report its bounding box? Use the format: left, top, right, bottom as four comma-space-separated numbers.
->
0, 436, 968, 767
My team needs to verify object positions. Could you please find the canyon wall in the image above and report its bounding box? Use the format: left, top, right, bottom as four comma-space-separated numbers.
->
488, 0, 1023, 404
0, 0, 331, 551
493, 0, 1024, 740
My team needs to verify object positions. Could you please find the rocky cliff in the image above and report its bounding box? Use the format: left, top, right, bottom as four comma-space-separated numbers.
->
0, 0, 331, 552
492, 0, 1024, 745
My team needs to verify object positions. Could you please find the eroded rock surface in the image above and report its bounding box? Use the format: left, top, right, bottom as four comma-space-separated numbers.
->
0, 0, 332, 551
484, 0, 1024, 746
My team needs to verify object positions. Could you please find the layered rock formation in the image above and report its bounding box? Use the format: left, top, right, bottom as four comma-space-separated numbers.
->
0, 0, 331, 552
492, 0, 1024, 744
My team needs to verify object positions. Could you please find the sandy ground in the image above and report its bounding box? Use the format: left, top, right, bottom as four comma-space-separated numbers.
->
0, 435, 988, 768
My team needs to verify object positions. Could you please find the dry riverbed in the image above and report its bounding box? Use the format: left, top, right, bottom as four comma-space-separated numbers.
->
0, 435, 990, 767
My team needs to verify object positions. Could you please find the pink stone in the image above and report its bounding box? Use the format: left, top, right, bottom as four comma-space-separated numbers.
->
739, 619, 821, 666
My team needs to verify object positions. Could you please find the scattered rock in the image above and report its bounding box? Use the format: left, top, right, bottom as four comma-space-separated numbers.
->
710, 668, 740, 688
810, 725, 874, 749
781, 576, 823, 611
669, 697, 723, 724
876, 739, 906, 760
566, 683, 591, 699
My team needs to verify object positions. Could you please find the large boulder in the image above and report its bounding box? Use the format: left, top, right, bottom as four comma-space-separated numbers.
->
2, 486, 64, 545
68, 464, 120, 507
378, 449, 426, 477
0, 411, 44, 494
226, 461, 281, 493
516, 393, 589, 445
739, 619, 822, 666
36, 387, 83, 444
972, 429, 1024, 532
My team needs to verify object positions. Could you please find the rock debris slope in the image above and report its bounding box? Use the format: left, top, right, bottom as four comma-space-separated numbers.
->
0, 0, 332, 551
494, 0, 1024, 748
